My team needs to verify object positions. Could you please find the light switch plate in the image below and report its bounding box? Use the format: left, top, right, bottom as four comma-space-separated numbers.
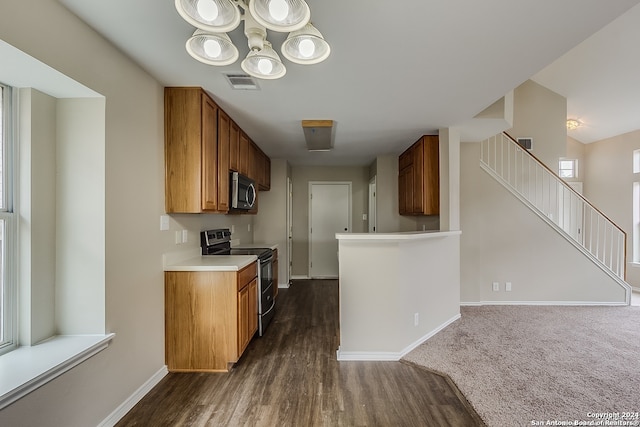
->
160, 215, 170, 231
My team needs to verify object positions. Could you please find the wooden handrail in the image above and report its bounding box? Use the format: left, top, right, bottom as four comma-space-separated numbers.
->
501, 132, 627, 279
502, 132, 626, 236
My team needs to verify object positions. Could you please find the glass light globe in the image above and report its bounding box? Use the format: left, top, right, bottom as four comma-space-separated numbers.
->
203, 39, 222, 58
196, 0, 219, 21
268, 0, 289, 22
298, 38, 315, 58
258, 58, 273, 75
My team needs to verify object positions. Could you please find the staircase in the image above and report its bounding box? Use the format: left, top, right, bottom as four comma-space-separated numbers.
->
480, 132, 631, 302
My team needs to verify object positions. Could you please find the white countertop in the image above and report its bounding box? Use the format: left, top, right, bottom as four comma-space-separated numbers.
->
232, 242, 279, 250
164, 255, 257, 272
335, 230, 461, 243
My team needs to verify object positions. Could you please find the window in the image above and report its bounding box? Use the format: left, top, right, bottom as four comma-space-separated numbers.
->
0, 83, 16, 355
559, 159, 577, 179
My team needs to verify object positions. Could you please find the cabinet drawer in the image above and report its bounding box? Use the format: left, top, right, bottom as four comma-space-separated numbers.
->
237, 262, 257, 291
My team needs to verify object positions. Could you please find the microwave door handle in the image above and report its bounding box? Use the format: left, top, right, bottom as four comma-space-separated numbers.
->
247, 183, 256, 207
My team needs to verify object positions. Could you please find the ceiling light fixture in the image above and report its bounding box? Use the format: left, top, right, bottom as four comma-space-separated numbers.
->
566, 119, 582, 130
175, 0, 330, 80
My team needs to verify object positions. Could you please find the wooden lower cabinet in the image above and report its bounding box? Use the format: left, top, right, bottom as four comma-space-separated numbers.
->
165, 262, 258, 372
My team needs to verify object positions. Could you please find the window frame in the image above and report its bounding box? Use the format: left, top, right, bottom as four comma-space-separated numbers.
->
0, 83, 17, 356
559, 158, 578, 179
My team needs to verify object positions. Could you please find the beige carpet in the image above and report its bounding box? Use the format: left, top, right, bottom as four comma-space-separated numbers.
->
403, 305, 640, 427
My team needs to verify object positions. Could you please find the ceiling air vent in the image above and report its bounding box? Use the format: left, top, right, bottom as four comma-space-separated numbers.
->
224, 73, 259, 90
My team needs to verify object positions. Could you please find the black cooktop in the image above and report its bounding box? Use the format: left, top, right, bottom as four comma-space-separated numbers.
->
201, 229, 272, 260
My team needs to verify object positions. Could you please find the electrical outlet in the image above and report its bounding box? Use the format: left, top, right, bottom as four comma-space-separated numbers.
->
506, 282, 512, 292
414, 313, 419, 326
492, 282, 500, 292
182, 229, 188, 243
363, 213, 367, 221
175, 230, 182, 244
231, 225, 235, 234
248, 223, 251, 232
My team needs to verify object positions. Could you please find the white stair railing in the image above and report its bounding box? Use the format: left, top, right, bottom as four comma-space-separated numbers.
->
480, 132, 626, 281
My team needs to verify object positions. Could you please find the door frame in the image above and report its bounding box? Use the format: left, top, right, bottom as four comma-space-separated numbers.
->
287, 176, 292, 285
308, 181, 352, 278
368, 175, 377, 233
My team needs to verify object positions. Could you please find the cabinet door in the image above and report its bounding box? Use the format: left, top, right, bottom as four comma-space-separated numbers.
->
248, 141, 259, 182
411, 141, 424, 214
238, 285, 250, 355
230, 120, 240, 172
399, 166, 413, 215
201, 94, 218, 211
248, 278, 258, 337
218, 110, 230, 212
239, 131, 250, 176
262, 153, 271, 190
164, 87, 203, 213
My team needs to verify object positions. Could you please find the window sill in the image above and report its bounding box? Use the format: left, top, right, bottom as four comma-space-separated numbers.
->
0, 333, 115, 410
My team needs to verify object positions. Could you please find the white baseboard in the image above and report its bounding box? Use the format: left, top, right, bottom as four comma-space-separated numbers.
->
335, 349, 402, 361
461, 301, 627, 306
290, 275, 309, 280
98, 365, 168, 427
398, 313, 461, 357
632, 286, 640, 293
336, 314, 461, 362
278, 282, 290, 289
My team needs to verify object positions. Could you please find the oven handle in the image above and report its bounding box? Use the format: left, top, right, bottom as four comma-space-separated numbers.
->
259, 253, 274, 264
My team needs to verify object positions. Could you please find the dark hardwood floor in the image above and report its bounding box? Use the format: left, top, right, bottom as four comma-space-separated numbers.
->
117, 280, 484, 426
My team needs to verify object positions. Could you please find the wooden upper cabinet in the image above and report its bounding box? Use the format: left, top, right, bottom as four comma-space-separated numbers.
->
165, 87, 219, 213
238, 131, 250, 176
201, 95, 219, 211
165, 86, 271, 214
248, 140, 259, 182
398, 135, 439, 216
229, 120, 240, 172
248, 141, 271, 191
218, 110, 231, 212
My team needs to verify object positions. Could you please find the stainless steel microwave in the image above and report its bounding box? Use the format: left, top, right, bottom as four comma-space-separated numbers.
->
230, 171, 256, 210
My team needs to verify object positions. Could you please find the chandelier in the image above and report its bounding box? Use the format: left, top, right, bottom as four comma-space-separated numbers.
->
175, 0, 331, 80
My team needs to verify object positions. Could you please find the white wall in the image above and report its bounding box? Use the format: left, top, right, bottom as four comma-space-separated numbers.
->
56, 97, 106, 335
290, 165, 369, 277
337, 233, 460, 358
460, 142, 627, 303
583, 129, 640, 288
509, 80, 567, 172
566, 136, 586, 184
254, 159, 290, 286
18, 89, 57, 346
0, 2, 252, 425
460, 80, 627, 304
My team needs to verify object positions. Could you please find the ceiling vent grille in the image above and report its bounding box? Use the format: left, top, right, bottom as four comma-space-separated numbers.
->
224, 73, 259, 90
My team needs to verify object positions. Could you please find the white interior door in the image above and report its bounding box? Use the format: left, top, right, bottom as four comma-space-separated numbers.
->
309, 182, 351, 278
